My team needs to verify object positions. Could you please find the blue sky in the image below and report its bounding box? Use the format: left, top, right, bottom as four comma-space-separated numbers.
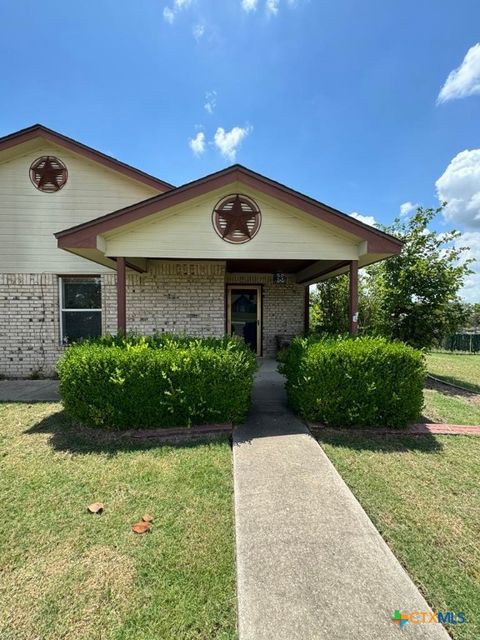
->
1, 0, 479, 299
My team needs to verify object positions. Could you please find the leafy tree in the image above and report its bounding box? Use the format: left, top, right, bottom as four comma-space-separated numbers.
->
310, 276, 349, 334
463, 303, 480, 331
309, 272, 380, 335
309, 205, 472, 348
373, 205, 472, 348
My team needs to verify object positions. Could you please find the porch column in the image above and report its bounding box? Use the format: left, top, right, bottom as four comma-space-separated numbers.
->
304, 285, 310, 335
349, 260, 359, 335
116, 257, 126, 335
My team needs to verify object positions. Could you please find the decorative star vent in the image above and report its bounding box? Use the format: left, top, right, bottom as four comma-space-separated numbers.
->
30, 156, 68, 193
212, 194, 261, 244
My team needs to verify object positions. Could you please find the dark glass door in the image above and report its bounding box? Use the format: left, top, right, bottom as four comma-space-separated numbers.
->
229, 287, 260, 354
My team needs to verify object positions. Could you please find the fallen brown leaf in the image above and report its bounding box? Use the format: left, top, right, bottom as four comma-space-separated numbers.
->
132, 521, 151, 534
142, 514, 154, 523
87, 502, 104, 514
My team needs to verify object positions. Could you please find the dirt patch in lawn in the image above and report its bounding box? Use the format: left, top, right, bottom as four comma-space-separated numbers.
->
0, 545, 135, 640
0, 402, 237, 640
425, 377, 480, 406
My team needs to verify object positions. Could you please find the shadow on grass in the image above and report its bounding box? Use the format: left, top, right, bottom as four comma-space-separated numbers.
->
315, 429, 443, 454
426, 376, 480, 397
25, 410, 230, 456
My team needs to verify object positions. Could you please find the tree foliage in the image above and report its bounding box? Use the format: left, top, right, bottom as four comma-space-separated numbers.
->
310, 273, 381, 335
463, 303, 480, 331
310, 276, 349, 335
310, 205, 473, 348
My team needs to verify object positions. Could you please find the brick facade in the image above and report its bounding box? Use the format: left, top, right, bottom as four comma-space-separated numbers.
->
0, 261, 306, 377
103, 261, 227, 337
0, 273, 61, 378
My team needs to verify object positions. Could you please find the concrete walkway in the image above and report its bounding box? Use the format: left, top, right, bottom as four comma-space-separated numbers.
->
0, 379, 60, 402
233, 360, 450, 640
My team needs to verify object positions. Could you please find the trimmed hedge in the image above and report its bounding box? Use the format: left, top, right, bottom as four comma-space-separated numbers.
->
281, 336, 425, 428
58, 334, 257, 429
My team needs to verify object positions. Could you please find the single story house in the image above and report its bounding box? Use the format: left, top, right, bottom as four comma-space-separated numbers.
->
0, 124, 402, 377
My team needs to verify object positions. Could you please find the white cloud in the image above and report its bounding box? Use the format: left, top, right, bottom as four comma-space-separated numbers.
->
349, 211, 377, 227
458, 231, 480, 263
436, 149, 480, 229
204, 90, 217, 114
243, 0, 300, 14
266, 0, 279, 14
436, 152, 480, 300
400, 201, 419, 217
455, 231, 480, 301
214, 125, 252, 161
189, 131, 206, 156
438, 43, 480, 103
241, 0, 258, 11
193, 23, 205, 40
163, 0, 193, 24
163, 6, 175, 23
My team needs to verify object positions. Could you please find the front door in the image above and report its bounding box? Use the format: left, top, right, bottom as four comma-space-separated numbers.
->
227, 286, 262, 355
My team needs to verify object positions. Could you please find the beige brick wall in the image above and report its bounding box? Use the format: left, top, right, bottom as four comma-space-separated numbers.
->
0, 273, 62, 378
102, 261, 227, 336
0, 262, 305, 377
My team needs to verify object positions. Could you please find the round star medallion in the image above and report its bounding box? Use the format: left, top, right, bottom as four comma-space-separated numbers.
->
212, 194, 261, 243
30, 156, 68, 193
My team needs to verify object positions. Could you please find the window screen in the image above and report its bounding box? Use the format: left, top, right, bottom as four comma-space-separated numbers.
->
60, 277, 101, 344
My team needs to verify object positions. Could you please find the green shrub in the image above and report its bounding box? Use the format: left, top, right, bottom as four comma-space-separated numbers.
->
58, 334, 257, 429
282, 336, 425, 428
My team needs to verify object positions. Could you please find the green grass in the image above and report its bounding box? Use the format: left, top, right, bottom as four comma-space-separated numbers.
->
426, 352, 480, 392
0, 403, 237, 640
319, 432, 480, 640
423, 389, 480, 425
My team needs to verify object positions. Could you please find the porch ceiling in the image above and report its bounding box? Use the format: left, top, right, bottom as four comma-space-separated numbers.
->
226, 259, 316, 274
226, 258, 362, 284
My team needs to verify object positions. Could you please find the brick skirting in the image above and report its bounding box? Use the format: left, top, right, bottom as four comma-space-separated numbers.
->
308, 422, 480, 436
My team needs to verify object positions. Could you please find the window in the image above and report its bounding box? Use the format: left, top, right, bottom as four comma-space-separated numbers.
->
60, 277, 102, 344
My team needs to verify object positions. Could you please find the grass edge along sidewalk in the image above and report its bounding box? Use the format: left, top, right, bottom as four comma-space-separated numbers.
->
318, 431, 480, 640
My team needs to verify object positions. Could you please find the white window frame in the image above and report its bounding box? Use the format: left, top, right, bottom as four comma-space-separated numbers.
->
59, 276, 102, 345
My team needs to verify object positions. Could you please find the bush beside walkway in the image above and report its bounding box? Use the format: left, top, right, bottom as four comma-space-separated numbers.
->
58, 334, 257, 430
282, 336, 425, 428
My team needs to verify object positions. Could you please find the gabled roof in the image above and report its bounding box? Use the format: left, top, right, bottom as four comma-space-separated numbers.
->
56, 164, 403, 254
0, 124, 174, 192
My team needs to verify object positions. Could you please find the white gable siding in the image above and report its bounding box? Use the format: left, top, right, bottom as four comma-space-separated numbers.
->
103, 186, 362, 261
0, 143, 159, 273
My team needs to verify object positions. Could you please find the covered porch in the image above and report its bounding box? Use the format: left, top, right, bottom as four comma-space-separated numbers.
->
55, 165, 402, 355
111, 257, 360, 356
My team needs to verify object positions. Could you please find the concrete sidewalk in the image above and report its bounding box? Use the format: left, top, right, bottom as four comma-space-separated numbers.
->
233, 360, 449, 640
0, 379, 60, 402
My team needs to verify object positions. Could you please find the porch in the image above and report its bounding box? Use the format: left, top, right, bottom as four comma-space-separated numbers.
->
55, 165, 401, 354
110, 257, 360, 356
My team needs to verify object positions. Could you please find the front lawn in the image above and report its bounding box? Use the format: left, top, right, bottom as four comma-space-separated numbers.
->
423, 388, 480, 425
426, 352, 480, 392
0, 403, 237, 640
319, 432, 480, 640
